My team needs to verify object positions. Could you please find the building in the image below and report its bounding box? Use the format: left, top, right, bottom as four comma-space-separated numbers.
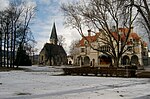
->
67, 55, 74, 65
73, 28, 148, 68
39, 23, 67, 66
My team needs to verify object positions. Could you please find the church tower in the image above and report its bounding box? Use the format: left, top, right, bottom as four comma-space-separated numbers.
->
49, 22, 58, 45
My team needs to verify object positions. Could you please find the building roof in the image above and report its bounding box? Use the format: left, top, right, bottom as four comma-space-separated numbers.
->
40, 43, 67, 57
78, 28, 146, 47
79, 35, 98, 46
112, 28, 141, 41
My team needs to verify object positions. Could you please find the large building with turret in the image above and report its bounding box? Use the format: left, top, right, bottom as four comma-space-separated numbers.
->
39, 23, 67, 66
72, 28, 148, 68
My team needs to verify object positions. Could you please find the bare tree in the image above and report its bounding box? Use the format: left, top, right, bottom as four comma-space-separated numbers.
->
0, 0, 36, 67
58, 35, 66, 46
15, 1, 36, 67
69, 40, 80, 56
129, 0, 150, 41
0, 10, 11, 67
61, 0, 138, 67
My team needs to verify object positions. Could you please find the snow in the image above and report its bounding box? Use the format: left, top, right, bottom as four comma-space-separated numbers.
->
0, 65, 150, 99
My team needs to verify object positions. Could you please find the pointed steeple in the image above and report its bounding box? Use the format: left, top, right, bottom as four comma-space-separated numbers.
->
49, 22, 58, 45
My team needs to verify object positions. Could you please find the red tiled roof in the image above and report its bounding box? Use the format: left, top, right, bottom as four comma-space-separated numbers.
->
79, 35, 98, 46
130, 33, 140, 41
143, 41, 148, 47
79, 28, 146, 47
112, 28, 141, 41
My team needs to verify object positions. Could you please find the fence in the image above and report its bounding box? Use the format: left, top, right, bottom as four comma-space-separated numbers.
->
63, 66, 137, 77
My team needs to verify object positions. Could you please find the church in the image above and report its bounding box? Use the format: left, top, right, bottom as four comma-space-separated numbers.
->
39, 23, 67, 66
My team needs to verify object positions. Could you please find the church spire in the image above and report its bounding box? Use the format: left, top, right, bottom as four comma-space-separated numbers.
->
49, 22, 58, 45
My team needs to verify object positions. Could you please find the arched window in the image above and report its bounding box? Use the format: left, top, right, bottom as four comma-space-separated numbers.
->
122, 55, 130, 65
41, 56, 44, 61
131, 55, 138, 65
84, 56, 90, 65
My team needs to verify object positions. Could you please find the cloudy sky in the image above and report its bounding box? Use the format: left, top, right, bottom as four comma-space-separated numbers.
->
0, 0, 81, 54
0, 0, 149, 54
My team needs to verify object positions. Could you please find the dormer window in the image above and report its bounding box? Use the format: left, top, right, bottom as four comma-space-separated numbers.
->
130, 39, 133, 42
84, 40, 88, 46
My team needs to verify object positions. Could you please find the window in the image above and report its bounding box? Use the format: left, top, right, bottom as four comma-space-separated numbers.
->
41, 56, 44, 61
143, 52, 146, 56
130, 39, 133, 42
99, 46, 110, 52
127, 46, 132, 51
84, 40, 88, 46
81, 48, 85, 52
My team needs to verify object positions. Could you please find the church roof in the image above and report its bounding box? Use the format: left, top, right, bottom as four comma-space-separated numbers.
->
41, 43, 67, 57
50, 22, 58, 41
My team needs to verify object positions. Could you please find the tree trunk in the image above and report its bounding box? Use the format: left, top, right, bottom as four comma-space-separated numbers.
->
113, 57, 120, 68
13, 27, 17, 68
10, 21, 13, 68
3, 27, 7, 67
6, 23, 9, 68
0, 30, 2, 67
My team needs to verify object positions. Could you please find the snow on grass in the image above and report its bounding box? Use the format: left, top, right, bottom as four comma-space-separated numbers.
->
0, 65, 150, 99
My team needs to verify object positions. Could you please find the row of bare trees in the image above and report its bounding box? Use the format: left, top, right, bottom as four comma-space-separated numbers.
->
61, 0, 150, 67
0, 0, 36, 68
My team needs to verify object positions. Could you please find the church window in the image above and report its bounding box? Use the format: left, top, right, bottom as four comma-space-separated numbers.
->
41, 56, 44, 61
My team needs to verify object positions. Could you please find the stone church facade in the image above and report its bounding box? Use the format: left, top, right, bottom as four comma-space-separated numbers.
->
39, 23, 67, 66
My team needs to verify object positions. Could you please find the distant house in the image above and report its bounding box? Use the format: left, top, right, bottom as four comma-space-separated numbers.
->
67, 55, 74, 65
39, 23, 67, 66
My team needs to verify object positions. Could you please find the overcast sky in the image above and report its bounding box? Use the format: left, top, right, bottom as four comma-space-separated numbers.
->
0, 0, 81, 54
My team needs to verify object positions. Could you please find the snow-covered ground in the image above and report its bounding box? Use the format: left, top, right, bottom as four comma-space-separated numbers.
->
0, 65, 150, 99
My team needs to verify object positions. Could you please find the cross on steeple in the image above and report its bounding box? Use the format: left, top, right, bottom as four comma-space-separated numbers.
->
49, 22, 58, 45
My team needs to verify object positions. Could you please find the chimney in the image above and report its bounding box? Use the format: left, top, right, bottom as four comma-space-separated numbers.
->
131, 26, 134, 33
112, 26, 116, 32
88, 30, 91, 36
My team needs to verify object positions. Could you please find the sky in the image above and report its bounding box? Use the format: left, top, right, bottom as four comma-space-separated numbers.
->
0, 0, 81, 54
30, 0, 82, 54
0, 0, 149, 55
